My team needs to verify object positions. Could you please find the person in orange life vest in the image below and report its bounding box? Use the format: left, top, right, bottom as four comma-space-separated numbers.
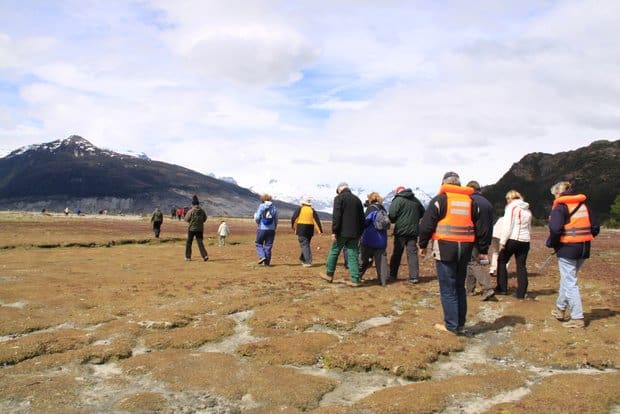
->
495, 190, 533, 299
547, 181, 599, 329
291, 196, 323, 267
418, 172, 490, 334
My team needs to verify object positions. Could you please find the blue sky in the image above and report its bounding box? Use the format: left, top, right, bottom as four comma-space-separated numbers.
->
1, 0, 618, 197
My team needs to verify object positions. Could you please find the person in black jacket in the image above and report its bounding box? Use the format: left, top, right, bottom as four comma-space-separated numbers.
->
319, 182, 365, 287
464, 181, 495, 301
418, 172, 490, 334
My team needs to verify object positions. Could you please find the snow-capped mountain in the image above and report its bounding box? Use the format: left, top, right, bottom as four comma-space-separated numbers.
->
247, 179, 433, 212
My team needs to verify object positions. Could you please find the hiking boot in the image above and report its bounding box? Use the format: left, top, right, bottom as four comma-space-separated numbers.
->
302, 263, 313, 268
185, 257, 191, 262
551, 307, 567, 321
562, 318, 585, 329
408, 278, 419, 284
203, 256, 209, 262
258, 257, 266, 265
319, 273, 333, 283
481, 289, 495, 301
345, 280, 362, 287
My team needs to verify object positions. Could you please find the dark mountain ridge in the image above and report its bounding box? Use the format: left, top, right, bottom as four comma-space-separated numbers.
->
0, 135, 305, 217
482, 139, 619, 222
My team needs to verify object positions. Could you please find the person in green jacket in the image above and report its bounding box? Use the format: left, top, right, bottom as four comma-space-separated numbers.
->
388, 186, 426, 283
184, 195, 209, 261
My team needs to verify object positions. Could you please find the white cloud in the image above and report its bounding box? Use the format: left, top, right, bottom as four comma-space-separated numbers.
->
0, 0, 618, 198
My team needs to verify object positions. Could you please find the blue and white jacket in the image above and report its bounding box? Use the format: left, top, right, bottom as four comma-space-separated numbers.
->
254, 201, 278, 231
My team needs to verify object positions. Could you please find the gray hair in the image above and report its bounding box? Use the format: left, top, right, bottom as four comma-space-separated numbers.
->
336, 182, 349, 193
442, 172, 461, 186
550, 181, 571, 197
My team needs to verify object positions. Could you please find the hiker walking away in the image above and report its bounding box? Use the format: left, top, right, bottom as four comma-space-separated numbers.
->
319, 182, 365, 287
495, 190, 533, 299
184, 195, 209, 261
291, 196, 323, 267
547, 181, 599, 329
217, 220, 230, 246
388, 186, 426, 283
171, 207, 177, 219
151, 207, 164, 238
418, 172, 489, 334
359, 192, 390, 286
64, 207, 70, 216
176, 207, 183, 221
254, 194, 278, 266
464, 181, 495, 301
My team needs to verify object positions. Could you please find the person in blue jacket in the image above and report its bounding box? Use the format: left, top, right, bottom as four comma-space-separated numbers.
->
359, 192, 390, 286
254, 193, 278, 266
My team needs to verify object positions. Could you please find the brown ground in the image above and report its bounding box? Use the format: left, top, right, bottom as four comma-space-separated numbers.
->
0, 212, 618, 413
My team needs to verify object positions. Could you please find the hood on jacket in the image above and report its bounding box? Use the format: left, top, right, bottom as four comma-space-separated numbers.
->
394, 188, 415, 199
513, 199, 530, 210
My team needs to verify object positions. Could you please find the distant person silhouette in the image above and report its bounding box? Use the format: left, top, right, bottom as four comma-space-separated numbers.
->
184, 195, 209, 262
218, 220, 230, 246
151, 207, 163, 238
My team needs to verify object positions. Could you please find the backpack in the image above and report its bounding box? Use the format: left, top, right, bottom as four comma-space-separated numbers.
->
261, 205, 275, 225
373, 207, 391, 231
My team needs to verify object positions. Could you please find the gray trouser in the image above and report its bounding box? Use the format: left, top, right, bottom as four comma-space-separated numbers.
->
389, 235, 419, 280
465, 246, 494, 293
298, 235, 313, 264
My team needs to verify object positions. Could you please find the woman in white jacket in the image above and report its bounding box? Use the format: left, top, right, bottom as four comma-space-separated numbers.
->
495, 190, 533, 298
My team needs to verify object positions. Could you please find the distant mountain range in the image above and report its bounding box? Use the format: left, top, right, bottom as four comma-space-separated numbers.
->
0, 136, 617, 222
0, 135, 305, 217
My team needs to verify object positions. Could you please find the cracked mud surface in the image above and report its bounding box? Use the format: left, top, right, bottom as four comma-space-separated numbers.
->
0, 212, 618, 413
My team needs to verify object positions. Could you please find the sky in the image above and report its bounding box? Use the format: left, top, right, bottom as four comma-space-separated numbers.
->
1, 0, 618, 196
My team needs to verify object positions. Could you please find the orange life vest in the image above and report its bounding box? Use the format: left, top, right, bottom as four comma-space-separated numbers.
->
432, 184, 475, 242
552, 194, 594, 243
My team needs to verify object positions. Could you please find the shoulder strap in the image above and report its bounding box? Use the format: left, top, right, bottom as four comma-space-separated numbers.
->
568, 202, 584, 219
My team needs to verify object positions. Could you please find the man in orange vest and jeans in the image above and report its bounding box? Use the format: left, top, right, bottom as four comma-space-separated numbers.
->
418, 172, 490, 334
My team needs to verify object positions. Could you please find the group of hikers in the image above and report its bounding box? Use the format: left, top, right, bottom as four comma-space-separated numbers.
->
152, 171, 600, 333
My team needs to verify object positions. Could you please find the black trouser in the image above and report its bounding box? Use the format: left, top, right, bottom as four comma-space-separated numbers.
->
186, 230, 208, 259
153, 221, 162, 238
496, 239, 530, 297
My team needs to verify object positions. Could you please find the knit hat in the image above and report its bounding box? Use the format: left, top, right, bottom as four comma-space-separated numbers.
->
301, 196, 312, 205
191, 195, 199, 205
443, 171, 460, 180
395, 186, 405, 194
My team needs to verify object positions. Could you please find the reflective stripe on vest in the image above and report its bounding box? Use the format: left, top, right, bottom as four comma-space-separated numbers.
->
432, 184, 475, 242
552, 194, 594, 243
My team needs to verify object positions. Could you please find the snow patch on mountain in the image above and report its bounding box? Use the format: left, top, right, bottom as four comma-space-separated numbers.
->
247, 179, 433, 213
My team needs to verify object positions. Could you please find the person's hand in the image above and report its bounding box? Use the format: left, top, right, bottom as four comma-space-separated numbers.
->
499, 244, 505, 251
419, 248, 427, 259
331, 233, 337, 242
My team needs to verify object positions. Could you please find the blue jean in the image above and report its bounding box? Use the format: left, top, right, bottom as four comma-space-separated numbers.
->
436, 256, 469, 332
325, 237, 360, 282
255, 229, 275, 265
556, 257, 585, 319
